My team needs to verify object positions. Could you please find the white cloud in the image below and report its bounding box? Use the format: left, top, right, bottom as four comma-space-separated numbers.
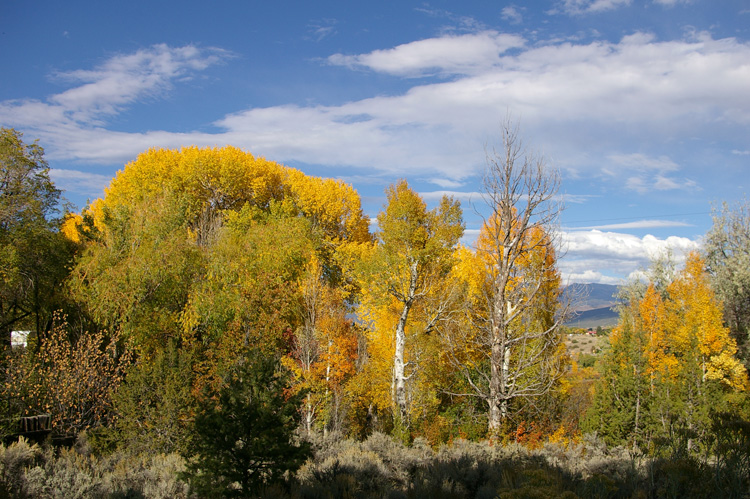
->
501, 6, 524, 24
418, 190, 482, 202
427, 178, 465, 188
50, 168, 114, 202
654, 175, 698, 192
607, 153, 680, 172
564, 270, 623, 285
327, 31, 526, 77
572, 220, 693, 230
563, 230, 699, 259
555, 0, 632, 15
559, 229, 700, 283
653, 0, 692, 6
562, 194, 599, 204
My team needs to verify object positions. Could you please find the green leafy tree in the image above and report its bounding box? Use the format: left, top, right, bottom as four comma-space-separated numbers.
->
111, 340, 197, 455
68, 189, 202, 351
704, 200, 750, 366
0, 128, 73, 344
184, 350, 311, 497
582, 282, 651, 449
182, 205, 314, 352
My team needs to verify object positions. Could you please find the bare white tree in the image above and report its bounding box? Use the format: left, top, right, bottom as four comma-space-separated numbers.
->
443, 119, 568, 433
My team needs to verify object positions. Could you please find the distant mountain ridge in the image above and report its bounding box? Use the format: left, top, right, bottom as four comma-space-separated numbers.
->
562, 283, 620, 328
563, 283, 619, 311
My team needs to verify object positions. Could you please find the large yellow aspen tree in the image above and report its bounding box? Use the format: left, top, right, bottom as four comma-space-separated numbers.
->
352, 180, 463, 427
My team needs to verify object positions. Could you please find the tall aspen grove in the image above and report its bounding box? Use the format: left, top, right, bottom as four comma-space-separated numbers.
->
2, 127, 749, 497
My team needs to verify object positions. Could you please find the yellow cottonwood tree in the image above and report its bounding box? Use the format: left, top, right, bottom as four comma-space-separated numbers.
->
664, 253, 747, 390
68, 145, 370, 353
64, 145, 371, 447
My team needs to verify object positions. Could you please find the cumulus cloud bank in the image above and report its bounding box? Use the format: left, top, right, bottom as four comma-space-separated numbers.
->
560, 230, 701, 283
1, 32, 747, 179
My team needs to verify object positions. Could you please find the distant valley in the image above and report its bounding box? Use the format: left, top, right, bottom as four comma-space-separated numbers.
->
562, 283, 620, 329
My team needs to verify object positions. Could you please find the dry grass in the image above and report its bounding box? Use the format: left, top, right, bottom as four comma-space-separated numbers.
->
564, 332, 608, 357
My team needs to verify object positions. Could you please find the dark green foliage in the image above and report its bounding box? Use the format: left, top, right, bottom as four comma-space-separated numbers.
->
110, 340, 197, 456
581, 319, 650, 449
705, 411, 750, 495
184, 350, 311, 497
0, 127, 75, 344
577, 353, 597, 369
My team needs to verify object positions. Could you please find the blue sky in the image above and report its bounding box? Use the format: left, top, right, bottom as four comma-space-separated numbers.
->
2, 0, 749, 284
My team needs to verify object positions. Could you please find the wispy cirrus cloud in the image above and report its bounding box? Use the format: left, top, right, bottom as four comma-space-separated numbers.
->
653, 0, 693, 6
605, 153, 698, 194
606, 153, 680, 172
48, 44, 228, 124
307, 19, 338, 42
0, 44, 229, 157
569, 219, 693, 230
50, 169, 113, 199
418, 190, 482, 202
552, 0, 632, 15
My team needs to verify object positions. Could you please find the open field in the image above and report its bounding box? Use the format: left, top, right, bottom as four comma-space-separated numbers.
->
564, 332, 609, 357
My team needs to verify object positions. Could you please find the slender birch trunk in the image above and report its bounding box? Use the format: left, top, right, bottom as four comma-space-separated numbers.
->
392, 261, 417, 422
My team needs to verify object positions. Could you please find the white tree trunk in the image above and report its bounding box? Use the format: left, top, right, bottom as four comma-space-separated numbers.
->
392, 261, 418, 422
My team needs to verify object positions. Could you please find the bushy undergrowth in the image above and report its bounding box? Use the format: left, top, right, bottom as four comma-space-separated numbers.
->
1, 431, 747, 498
0, 436, 188, 498
296, 433, 641, 499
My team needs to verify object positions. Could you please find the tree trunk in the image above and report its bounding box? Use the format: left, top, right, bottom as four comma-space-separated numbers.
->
633, 390, 640, 452
305, 393, 314, 436
392, 261, 417, 423
393, 300, 410, 422
501, 345, 511, 419
488, 336, 503, 433
324, 338, 332, 437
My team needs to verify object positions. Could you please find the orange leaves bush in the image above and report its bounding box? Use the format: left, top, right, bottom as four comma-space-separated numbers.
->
2, 313, 131, 439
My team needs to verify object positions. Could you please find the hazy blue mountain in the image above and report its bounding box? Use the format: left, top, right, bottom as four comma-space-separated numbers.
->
562, 283, 619, 311
562, 283, 619, 328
